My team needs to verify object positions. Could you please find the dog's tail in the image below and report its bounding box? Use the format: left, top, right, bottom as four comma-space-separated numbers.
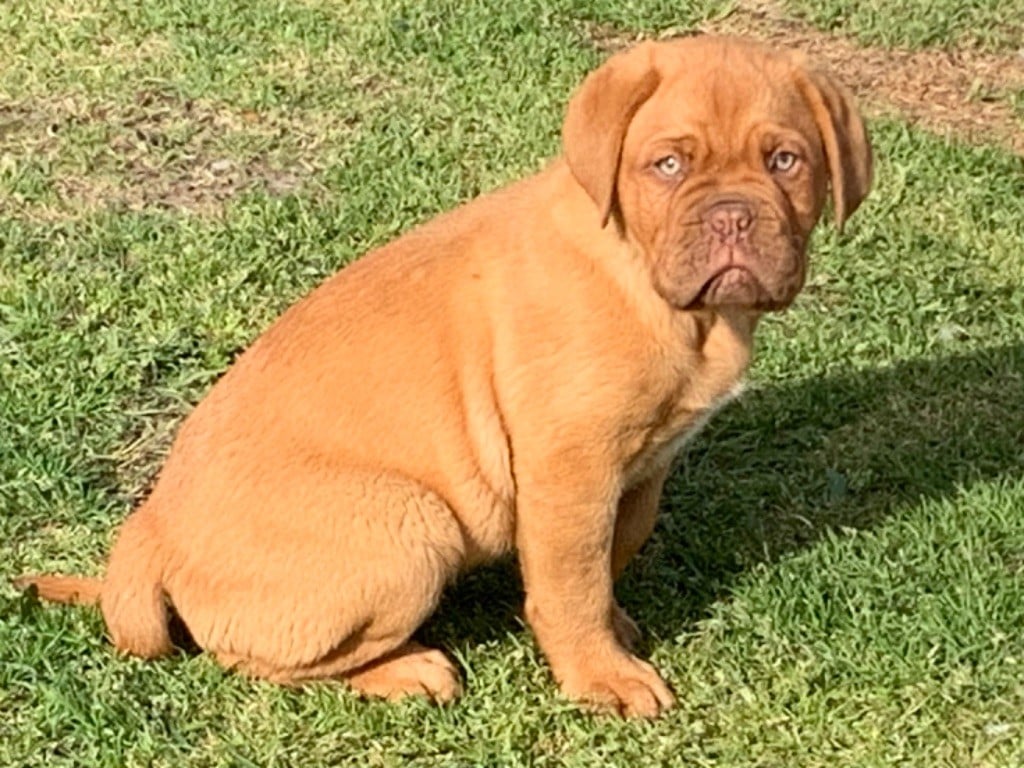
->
13, 573, 103, 604
16, 511, 174, 659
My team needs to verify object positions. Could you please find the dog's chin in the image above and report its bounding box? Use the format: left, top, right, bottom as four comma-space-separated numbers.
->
696, 266, 763, 307
678, 266, 786, 311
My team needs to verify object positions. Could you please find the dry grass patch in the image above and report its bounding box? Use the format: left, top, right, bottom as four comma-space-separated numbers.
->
0, 92, 348, 220
704, 0, 1024, 154
583, 0, 1024, 155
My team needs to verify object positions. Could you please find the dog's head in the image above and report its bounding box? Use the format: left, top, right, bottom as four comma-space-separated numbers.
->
563, 36, 872, 312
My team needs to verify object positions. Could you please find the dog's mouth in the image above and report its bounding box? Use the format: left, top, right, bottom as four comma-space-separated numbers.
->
688, 264, 780, 310
655, 223, 805, 313
698, 265, 758, 303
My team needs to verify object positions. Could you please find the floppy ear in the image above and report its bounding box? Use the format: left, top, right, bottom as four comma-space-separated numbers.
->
798, 68, 873, 228
562, 42, 662, 228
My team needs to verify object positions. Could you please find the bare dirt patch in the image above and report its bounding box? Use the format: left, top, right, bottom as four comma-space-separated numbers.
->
102, 92, 306, 212
0, 91, 324, 220
705, 1, 1024, 154
584, 1, 1024, 155
107, 409, 187, 507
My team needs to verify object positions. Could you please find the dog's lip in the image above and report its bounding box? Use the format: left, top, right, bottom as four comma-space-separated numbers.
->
705, 263, 753, 282
701, 261, 755, 289
684, 264, 765, 309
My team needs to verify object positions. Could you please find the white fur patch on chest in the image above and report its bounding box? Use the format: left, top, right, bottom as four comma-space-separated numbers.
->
672, 380, 747, 452
629, 380, 747, 485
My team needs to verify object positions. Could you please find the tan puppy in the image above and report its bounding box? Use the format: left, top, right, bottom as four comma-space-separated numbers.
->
17, 36, 870, 718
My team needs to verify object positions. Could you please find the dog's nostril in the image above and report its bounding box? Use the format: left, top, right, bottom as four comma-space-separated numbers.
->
708, 202, 754, 236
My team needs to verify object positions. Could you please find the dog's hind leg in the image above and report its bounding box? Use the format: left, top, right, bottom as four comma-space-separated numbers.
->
222, 640, 462, 702
101, 507, 175, 659
341, 642, 462, 702
174, 469, 467, 699
608, 466, 670, 651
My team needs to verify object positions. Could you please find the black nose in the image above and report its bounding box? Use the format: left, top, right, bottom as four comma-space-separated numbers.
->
706, 201, 754, 241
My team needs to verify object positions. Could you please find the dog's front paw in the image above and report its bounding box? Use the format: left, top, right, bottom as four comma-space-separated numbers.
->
559, 650, 674, 718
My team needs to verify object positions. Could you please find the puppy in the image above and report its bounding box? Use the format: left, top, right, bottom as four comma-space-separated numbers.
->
16, 36, 870, 718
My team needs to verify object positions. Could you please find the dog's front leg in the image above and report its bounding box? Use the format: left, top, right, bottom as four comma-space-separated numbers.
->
515, 476, 675, 718
608, 464, 672, 651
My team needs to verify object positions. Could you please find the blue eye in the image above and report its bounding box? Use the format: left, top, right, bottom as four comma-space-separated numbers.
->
769, 150, 799, 173
654, 155, 684, 177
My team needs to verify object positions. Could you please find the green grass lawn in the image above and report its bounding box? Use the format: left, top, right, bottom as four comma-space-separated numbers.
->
786, 0, 1024, 50
3, 1, 1024, 765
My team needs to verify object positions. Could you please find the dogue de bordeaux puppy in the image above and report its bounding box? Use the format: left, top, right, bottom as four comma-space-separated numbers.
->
17, 35, 871, 717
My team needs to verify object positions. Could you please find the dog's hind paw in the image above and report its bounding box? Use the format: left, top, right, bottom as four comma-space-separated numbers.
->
344, 642, 462, 704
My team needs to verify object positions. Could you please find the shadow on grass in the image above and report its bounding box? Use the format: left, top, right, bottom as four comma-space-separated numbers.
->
426, 341, 1024, 650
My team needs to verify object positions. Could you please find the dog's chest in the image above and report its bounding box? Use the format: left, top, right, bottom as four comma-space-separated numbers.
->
626, 380, 746, 486
623, 312, 754, 486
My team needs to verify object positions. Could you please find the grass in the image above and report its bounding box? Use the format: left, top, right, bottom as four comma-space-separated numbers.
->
784, 0, 1024, 51
3, 0, 1024, 765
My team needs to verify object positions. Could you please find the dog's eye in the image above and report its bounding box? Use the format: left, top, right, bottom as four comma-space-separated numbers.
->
768, 150, 799, 174
654, 154, 685, 178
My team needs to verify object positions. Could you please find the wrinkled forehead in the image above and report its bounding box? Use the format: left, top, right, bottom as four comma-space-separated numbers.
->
624, 45, 818, 155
